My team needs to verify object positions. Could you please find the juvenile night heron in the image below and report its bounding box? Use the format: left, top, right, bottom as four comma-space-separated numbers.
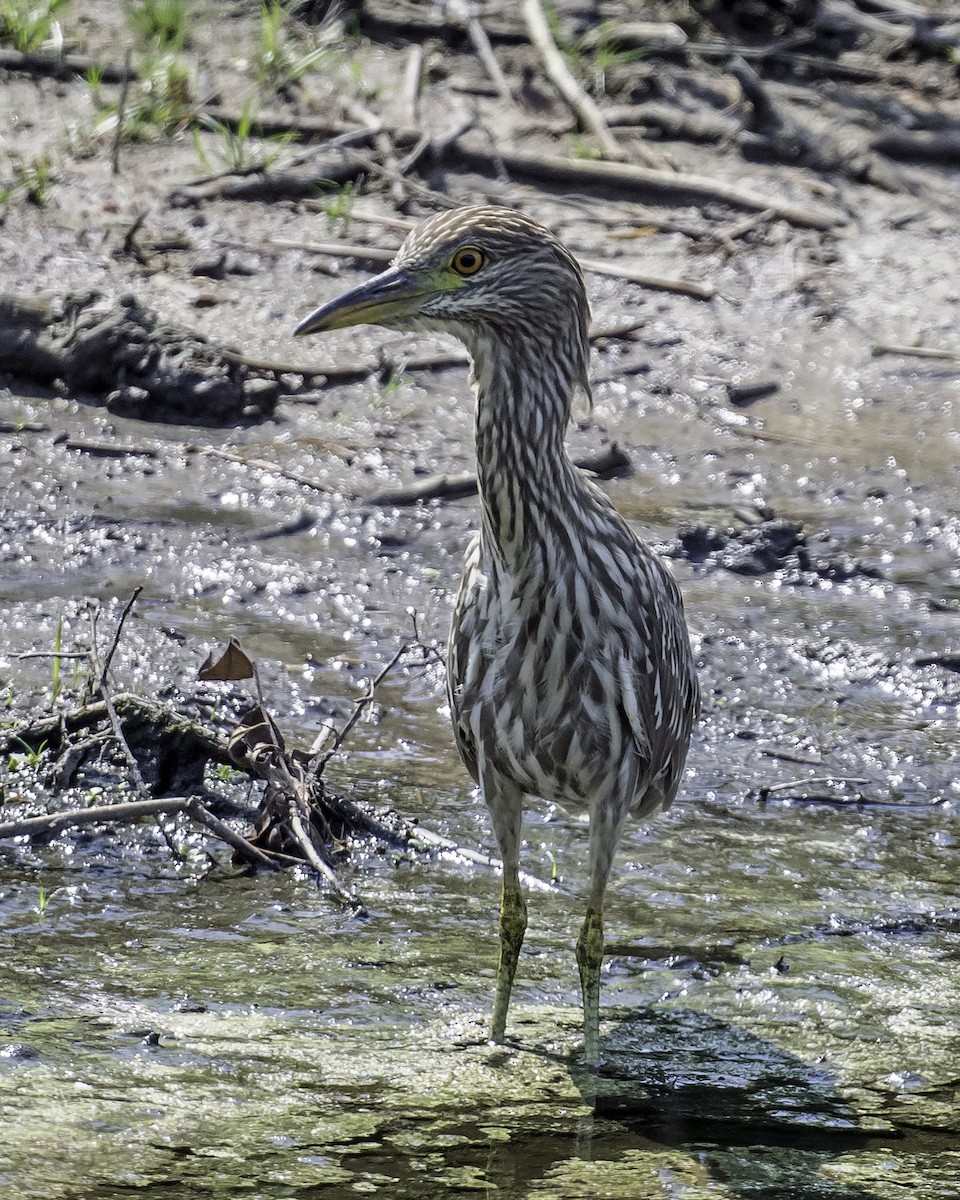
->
295, 206, 699, 1065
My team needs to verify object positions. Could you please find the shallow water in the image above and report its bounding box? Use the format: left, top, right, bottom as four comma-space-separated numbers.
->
2, 195, 960, 1195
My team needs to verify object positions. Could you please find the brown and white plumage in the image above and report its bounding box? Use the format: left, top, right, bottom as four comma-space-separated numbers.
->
296, 206, 699, 1065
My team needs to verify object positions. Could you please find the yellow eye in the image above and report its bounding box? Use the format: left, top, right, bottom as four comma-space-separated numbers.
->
451, 246, 485, 276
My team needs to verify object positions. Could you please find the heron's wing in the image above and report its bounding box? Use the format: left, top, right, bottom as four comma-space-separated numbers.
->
619, 551, 699, 812
446, 533, 483, 783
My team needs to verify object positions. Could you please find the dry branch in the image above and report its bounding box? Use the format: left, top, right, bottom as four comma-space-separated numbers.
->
580, 257, 714, 300
448, 0, 514, 102
521, 0, 637, 164
872, 130, 960, 165
871, 342, 960, 362
604, 102, 737, 144
449, 142, 847, 230
0, 47, 135, 81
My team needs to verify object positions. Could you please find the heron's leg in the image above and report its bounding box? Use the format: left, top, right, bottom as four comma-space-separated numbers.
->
575, 905, 604, 1067
485, 776, 526, 1044
576, 793, 630, 1066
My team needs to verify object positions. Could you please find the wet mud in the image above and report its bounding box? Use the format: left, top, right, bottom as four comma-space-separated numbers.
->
2, 1, 960, 1196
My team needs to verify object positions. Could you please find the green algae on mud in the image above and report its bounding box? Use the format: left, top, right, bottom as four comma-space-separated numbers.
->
2, 777, 960, 1199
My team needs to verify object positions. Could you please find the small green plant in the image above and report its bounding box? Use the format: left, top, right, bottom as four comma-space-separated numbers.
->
319, 179, 358, 234
0, 0, 70, 53
213, 763, 241, 782
569, 136, 601, 161
7, 737, 48, 770
84, 63, 104, 97
254, 0, 328, 94
50, 611, 63, 705
125, 0, 191, 51
193, 100, 294, 172
37, 887, 48, 916
581, 24, 644, 95
375, 366, 409, 406
98, 55, 195, 142
0, 154, 55, 205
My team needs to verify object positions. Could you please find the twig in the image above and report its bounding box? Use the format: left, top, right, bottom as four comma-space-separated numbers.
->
0, 47, 135, 82
86, 603, 176, 850
316, 643, 409, 771
0, 793, 282, 870
62, 438, 158, 458
186, 799, 280, 871
16, 651, 89, 661
111, 48, 133, 177
195, 447, 336, 492
400, 43, 424, 126
409, 826, 555, 893
758, 776, 869, 798
170, 158, 364, 205
269, 236, 394, 263
580, 256, 714, 300
99, 586, 142, 691
344, 98, 408, 206
604, 101, 736, 143
871, 342, 960, 362
448, 0, 513, 103
521, 0, 635, 164
286, 799, 361, 908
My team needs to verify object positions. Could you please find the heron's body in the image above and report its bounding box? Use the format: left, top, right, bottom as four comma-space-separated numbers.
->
295, 206, 698, 1064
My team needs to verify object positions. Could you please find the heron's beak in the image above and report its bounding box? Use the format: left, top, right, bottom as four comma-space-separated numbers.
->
293, 266, 429, 337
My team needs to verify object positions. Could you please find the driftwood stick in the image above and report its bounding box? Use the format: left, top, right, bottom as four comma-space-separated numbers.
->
186, 800, 282, 870
580, 256, 714, 300
0, 797, 189, 840
451, 142, 846, 229
871, 342, 960, 362
110, 48, 132, 176
0, 47, 135, 82
269, 236, 394, 263
448, 1, 514, 102
521, 0, 632, 163
400, 43, 424, 125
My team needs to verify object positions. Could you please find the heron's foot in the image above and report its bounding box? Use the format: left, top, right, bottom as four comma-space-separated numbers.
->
491, 883, 527, 1044
575, 906, 604, 1068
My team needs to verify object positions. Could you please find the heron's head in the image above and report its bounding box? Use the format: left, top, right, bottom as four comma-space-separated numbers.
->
294, 206, 591, 387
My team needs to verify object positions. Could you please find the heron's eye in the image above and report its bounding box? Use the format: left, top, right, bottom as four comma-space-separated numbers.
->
451, 246, 485, 277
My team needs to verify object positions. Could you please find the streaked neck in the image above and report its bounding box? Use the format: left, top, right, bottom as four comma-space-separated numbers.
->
469, 333, 582, 567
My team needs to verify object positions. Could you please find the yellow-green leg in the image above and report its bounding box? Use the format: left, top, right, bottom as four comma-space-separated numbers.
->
575, 905, 604, 1067
484, 774, 526, 1045
491, 876, 527, 1043
578, 789, 630, 1066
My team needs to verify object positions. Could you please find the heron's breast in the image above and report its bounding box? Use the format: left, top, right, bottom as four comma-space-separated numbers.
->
456, 579, 636, 803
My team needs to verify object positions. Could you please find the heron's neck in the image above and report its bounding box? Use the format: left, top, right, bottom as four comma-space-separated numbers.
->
470, 335, 584, 567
